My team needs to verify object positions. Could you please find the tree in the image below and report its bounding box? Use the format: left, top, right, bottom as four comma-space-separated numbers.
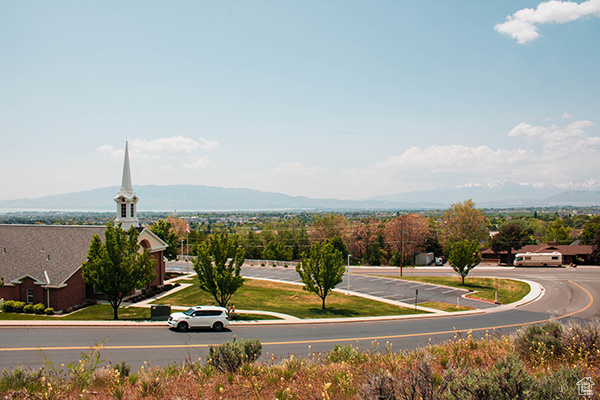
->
489, 223, 530, 265
448, 239, 481, 285
82, 224, 156, 320
543, 219, 573, 245
262, 240, 293, 261
193, 230, 245, 307
385, 214, 430, 264
581, 217, 600, 245
310, 214, 349, 244
149, 219, 180, 260
441, 200, 488, 250
296, 240, 345, 309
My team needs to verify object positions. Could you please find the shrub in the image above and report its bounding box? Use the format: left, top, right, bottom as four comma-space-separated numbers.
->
23, 304, 35, 314
360, 371, 397, 400
446, 354, 533, 399
12, 301, 25, 313
563, 319, 600, 364
325, 344, 367, 364
2, 300, 16, 313
33, 303, 46, 315
514, 321, 564, 362
206, 337, 262, 374
45, 307, 55, 315
529, 365, 581, 399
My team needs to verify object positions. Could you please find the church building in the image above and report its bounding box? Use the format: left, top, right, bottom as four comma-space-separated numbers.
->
0, 143, 168, 311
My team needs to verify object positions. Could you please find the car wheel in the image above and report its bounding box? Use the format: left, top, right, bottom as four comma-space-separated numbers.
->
177, 321, 188, 332
212, 321, 224, 332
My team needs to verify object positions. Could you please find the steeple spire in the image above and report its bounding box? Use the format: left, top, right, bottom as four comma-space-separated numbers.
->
114, 141, 139, 229
119, 141, 135, 197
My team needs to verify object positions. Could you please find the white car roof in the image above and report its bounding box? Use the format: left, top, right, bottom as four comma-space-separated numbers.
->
190, 305, 228, 311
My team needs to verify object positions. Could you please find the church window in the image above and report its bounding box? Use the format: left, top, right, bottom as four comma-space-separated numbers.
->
27, 289, 34, 304
131, 204, 135, 217
121, 204, 127, 218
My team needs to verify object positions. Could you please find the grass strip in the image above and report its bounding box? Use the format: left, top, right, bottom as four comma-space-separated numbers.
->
390, 276, 530, 304
153, 278, 425, 319
0, 306, 283, 321
418, 301, 475, 312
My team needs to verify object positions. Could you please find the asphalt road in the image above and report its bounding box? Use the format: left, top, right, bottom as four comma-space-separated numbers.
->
0, 266, 597, 372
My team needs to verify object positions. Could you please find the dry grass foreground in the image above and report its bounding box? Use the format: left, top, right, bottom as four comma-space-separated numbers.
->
2, 319, 599, 399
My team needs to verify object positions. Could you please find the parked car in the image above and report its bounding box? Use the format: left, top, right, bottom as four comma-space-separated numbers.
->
168, 305, 229, 332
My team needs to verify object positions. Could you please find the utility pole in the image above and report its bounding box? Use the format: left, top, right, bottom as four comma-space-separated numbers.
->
347, 253, 351, 295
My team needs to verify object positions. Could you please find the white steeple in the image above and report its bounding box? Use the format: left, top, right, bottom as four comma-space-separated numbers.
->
119, 141, 135, 197
114, 141, 139, 229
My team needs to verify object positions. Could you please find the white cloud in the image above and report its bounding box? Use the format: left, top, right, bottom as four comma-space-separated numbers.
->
343, 119, 600, 195
495, 0, 600, 43
183, 156, 216, 170
508, 120, 599, 154
97, 145, 124, 161
562, 111, 572, 118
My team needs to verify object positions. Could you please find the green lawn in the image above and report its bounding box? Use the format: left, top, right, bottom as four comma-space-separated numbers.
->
419, 301, 475, 312
0, 305, 282, 321
153, 278, 424, 319
0, 305, 150, 321
390, 276, 530, 304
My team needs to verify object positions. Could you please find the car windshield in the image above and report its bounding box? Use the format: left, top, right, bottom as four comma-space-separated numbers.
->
183, 308, 195, 316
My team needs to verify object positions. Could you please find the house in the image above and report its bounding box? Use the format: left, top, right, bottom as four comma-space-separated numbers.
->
0, 142, 168, 311
482, 242, 594, 265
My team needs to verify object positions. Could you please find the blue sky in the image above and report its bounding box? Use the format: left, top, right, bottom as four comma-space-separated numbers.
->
1, 1, 599, 201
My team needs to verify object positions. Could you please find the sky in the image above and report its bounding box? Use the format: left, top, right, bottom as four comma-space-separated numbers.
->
1, 1, 599, 201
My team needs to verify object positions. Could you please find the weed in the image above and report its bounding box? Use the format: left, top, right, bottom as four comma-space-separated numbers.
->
64, 339, 106, 389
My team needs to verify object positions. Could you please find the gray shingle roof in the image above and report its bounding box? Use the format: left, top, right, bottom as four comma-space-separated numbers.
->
0, 224, 107, 287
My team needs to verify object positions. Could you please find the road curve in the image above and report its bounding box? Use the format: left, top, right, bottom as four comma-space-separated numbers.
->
0, 266, 597, 372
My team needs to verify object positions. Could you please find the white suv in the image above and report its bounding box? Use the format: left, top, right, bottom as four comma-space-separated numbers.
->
168, 306, 229, 332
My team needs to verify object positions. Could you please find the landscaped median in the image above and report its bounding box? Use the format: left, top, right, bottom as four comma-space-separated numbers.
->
151, 278, 427, 319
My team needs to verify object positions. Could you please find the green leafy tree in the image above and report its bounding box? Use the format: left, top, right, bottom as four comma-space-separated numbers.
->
543, 219, 573, 245
581, 217, 600, 245
448, 239, 481, 285
441, 199, 488, 250
328, 235, 349, 261
262, 240, 293, 261
82, 224, 157, 320
489, 223, 530, 265
296, 240, 345, 309
193, 230, 245, 307
148, 219, 180, 260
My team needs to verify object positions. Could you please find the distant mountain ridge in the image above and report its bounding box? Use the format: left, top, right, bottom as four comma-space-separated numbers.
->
1, 181, 599, 212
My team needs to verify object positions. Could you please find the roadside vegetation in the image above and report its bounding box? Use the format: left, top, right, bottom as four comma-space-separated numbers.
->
1, 319, 598, 399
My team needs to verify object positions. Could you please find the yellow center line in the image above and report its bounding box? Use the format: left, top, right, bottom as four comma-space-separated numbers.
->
0, 280, 593, 353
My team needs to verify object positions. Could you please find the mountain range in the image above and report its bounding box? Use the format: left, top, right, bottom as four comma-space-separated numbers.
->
1, 181, 600, 212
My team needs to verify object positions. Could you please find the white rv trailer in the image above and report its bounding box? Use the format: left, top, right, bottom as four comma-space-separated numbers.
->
514, 252, 563, 267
